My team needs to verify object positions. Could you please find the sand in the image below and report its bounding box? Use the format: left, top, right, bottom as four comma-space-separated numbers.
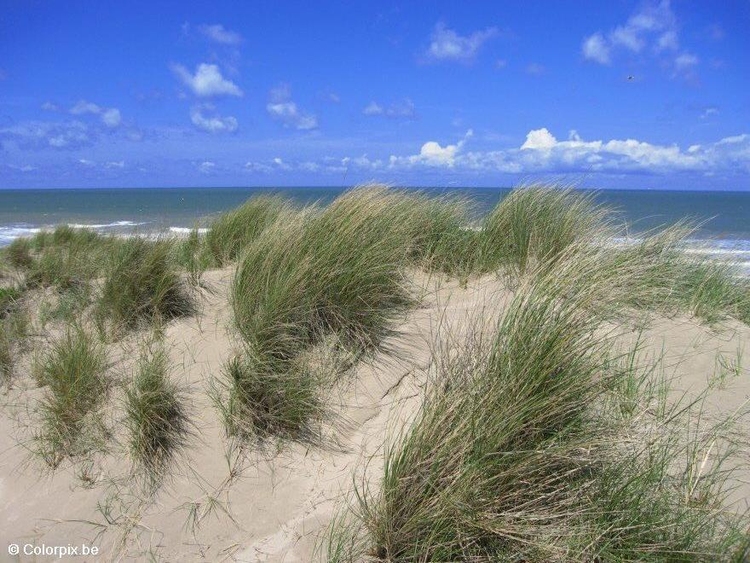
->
1, 268, 748, 562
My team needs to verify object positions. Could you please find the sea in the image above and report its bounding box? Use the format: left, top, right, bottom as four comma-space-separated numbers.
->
1, 187, 749, 274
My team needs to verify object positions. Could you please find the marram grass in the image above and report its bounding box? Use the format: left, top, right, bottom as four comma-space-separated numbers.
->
35, 326, 108, 467
97, 238, 194, 331
125, 345, 191, 485
322, 240, 750, 562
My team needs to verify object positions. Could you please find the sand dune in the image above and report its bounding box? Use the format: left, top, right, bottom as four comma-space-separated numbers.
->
1, 264, 748, 562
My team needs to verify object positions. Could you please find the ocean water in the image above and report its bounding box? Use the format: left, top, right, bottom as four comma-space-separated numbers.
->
1, 187, 749, 273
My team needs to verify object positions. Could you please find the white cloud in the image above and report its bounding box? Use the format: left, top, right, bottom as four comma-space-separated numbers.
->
0, 120, 91, 150
362, 98, 416, 119
656, 30, 679, 51
172, 63, 243, 97
190, 105, 238, 133
425, 22, 498, 63
266, 85, 318, 130
101, 108, 121, 128
105, 161, 125, 168
700, 107, 719, 120
582, 1, 680, 66
363, 102, 383, 116
198, 24, 242, 45
521, 128, 557, 150
198, 161, 215, 174
389, 130, 473, 168
41, 101, 60, 112
226, 130, 750, 180
378, 128, 750, 176
582, 33, 611, 64
70, 100, 101, 115
69, 100, 122, 128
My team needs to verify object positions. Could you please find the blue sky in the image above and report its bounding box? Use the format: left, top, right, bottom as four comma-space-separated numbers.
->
1, 0, 748, 189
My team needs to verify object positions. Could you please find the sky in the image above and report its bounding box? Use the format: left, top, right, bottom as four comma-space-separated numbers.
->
0, 0, 749, 190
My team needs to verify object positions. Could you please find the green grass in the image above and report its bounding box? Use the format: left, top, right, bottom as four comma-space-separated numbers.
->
223, 186, 473, 441
0, 324, 12, 384
480, 185, 614, 277
97, 238, 194, 331
125, 345, 190, 484
35, 326, 108, 467
216, 353, 324, 442
0, 286, 22, 318
5, 237, 34, 269
23, 227, 116, 290
205, 194, 289, 266
323, 243, 750, 561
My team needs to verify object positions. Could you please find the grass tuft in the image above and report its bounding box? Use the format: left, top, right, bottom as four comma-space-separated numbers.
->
481, 185, 613, 277
205, 194, 289, 266
125, 345, 191, 483
216, 353, 324, 441
324, 242, 750, 561
98, 238, 193, 330
35, 326, 108, 467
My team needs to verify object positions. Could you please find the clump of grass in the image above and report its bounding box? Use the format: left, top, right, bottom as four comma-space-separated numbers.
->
0, 325, 12, 384
481, 185, 613, 277
205, 194, 289, 266
98, 238, 193, 330
216, 353, 324, 442
325, 246, 750, 561
5, 237, 34, 269
35, 326, 108, 466
19, 227, 117, 294
0, 286, 22, 318
226, 186, 468, 440
125, 345, 190, 483
172, 228, 211, 287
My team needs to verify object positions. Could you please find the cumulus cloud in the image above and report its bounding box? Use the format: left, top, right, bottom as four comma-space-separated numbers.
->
425, 22, 498, 63
389, 130, 473, 168
69, 100, 122, 128
198, 23, 242, 45
582, 33, 610, 64
190, 105, 238, 133
380, 128, 750, 176
582, 0, 690, 70
100, 108, 122, 128
229, 129, 750, 181
266, 84, 318, 130
362, 98, 416, 119
172, 63, 243, 97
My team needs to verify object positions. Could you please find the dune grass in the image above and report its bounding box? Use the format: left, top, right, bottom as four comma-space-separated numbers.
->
324, 248, 750, 561
5, 237, 34, 270
222, 186, 471, 440
125, 345, 190, 484
23, 226, 115, 290
205, 194, 289, 266
480, 185, 614, 277
0, 324, 11, 384
97, 238, 194, 331
35, 326, 108, 467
